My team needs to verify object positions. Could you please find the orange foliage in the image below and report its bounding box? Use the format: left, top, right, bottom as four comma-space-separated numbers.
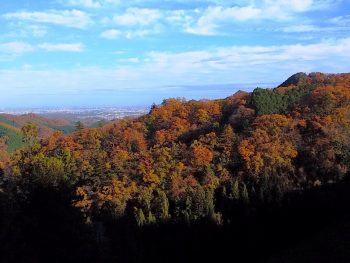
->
239, 115, 298, 175
171, 174, 198, 198
0, 137, 9, 167
191, 143, 214, 167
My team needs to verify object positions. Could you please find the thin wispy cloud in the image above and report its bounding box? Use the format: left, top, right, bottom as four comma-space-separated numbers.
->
100, 29, 122, 39
0, 41, 84, 63
65, 0, 102, 8
0, 0, 349, 107
184, 0, 336, 35
113, 8, 162, 26
61, 0, 121, 8
329, 15, 350, 25
1, 37, 350, 93
3, 9, 92, 29
0, 42, 34, 55
185, 6, 262, 35
38, 43, 84, 52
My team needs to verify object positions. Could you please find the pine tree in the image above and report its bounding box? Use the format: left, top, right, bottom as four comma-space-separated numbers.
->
21, 122, 39, 146
134, 208, 146, 227
152, 189, 170, 221
231, 179, 240, 200
75, 121, 85, 131
241, 183, 250, 204
220, 124, 235, 163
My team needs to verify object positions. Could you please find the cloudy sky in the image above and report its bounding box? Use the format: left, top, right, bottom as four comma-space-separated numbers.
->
0, 0, 350, 107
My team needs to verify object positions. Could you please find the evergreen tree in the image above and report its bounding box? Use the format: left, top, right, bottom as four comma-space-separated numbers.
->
152, 189, 170, 221
241, 183, 250, 204
21, 122, 39, 146
134, 208, 146, 227
75, 121, 85, 131
231, 179, 240, 200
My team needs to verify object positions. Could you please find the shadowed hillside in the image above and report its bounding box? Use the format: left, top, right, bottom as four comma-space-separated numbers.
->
1, 72, 350, 262
0, 113, 78, 152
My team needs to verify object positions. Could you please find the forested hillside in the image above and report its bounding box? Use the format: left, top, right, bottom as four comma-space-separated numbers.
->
1, 72, 350, 262
0, 113, 76, 152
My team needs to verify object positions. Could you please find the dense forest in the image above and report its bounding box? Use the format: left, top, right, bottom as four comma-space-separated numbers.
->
2, 72, 350, 262
0, 113, 105, 153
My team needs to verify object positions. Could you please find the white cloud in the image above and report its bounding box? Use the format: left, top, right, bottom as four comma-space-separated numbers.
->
0, 42, 34, 55
186, 5, 262, 35
113, 8, 162, 26
282, 24, 320, 32
65, 0, 102, 8
0, 41, 84, 60
38, 43, 84, 52
264, 0, 314, 12
211, 5, 262, 21
101, 29, 122, 39
100, 28, 153, 39
166, 10, 193, 24
3, 10, 92, 29
329, 15, 350, 25
7, 24, 48, 38
122, 57, 140, 63
121, 37, 350, 85
143, 38, 350, 72
22, 64, 33, 71
313, 0, 342, 9
0, 41, 84, 57
281, 22, 349, 33
125, 30, 152, 39
29, 25, 48, 37
185, 0, 338, 35
101, 8, 164, 39
1, 38, 350, 98
0, 42, 34, 61
61, 0, 121, 8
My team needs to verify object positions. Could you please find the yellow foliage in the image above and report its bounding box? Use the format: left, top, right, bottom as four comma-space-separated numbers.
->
191, 143, 214, 167
239, 116, 298, 176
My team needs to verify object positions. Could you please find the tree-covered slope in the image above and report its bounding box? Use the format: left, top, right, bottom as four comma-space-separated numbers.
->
2, 72, 350, 262
0, 123, 22, 153
0, 113, 76, 152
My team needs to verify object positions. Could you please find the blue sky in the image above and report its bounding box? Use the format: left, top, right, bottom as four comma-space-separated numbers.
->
0, 0, 350, 107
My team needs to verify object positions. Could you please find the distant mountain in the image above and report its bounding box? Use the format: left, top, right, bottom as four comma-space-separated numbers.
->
1, 107, 150, 123
0, 113, 76, 152
277, 71, 337, 88
277, 72, 308, 88
2, 72, 350, 262
0, 107, 150, 153
0, 120, 22, 153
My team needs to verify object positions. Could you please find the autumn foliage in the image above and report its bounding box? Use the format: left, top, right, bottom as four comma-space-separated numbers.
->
2, 72, 350, 262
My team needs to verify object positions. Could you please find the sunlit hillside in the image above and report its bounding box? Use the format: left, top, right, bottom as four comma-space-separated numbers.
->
2, 72, 350, 262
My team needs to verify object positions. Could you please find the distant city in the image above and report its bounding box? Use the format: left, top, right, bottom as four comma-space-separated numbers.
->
0, 107, 150, 121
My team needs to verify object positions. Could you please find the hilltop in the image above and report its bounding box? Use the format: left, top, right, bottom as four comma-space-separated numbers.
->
0, 107, 150, 152
1, 72, 350, 262
0, 113, 75, 152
